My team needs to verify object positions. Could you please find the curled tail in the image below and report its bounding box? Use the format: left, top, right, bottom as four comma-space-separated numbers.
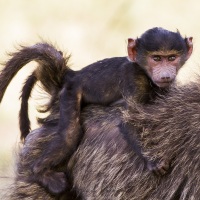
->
0, 42, 70, 102
0, 42, 71, 140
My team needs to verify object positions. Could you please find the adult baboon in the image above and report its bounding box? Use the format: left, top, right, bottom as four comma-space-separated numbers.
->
6, 78, 200, 199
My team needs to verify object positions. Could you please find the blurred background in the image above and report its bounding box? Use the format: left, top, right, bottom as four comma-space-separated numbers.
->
0, 0, 200, 190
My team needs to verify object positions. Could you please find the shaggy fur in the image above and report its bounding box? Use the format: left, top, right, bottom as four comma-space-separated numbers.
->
70, 80, 200, 199
7, 78, 200, 199
5, 127, 80, 200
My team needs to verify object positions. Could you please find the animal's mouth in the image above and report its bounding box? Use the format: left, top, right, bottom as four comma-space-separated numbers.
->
155, 81, 173, 88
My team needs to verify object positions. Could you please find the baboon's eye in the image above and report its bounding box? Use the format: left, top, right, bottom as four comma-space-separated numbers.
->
168, 55, 176, 61
152, 55, 161, 62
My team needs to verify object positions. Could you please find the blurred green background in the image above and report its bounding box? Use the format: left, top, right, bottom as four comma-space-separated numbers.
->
0, 0, 200, 191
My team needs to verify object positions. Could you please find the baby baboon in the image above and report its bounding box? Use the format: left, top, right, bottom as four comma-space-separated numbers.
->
0, 27, 193, 194
55, 27, 193, 184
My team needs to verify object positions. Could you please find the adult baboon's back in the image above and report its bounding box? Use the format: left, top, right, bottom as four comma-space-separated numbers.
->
71, 80, 200, 200
7, 80, 200, 199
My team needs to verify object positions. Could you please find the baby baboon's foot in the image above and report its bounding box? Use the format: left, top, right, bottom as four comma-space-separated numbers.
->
39, 170, 69, 195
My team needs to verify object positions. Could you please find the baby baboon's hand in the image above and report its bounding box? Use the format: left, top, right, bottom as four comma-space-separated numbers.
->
147, 159, 170, 176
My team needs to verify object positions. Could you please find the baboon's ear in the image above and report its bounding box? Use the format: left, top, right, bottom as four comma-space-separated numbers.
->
185, 37, 193, 60
127, 38, 137, 62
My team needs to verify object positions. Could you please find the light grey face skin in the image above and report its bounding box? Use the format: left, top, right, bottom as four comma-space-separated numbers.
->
127, 37, 193, 88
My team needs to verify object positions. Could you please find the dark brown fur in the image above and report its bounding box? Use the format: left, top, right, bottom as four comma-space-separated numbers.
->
0, 43, 70, 140
71, 80, 200, 199
5, 127, 80, 200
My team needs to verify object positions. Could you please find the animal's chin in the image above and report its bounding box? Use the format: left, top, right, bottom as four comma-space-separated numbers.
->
154, 81, 173, 88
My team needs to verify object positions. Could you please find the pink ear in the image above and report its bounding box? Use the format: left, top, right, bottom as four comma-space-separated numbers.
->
127, 38, 137, 62
186, 37, 193, 60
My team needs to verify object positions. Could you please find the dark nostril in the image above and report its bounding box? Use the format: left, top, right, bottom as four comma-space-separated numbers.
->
161, 76, 170, 80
